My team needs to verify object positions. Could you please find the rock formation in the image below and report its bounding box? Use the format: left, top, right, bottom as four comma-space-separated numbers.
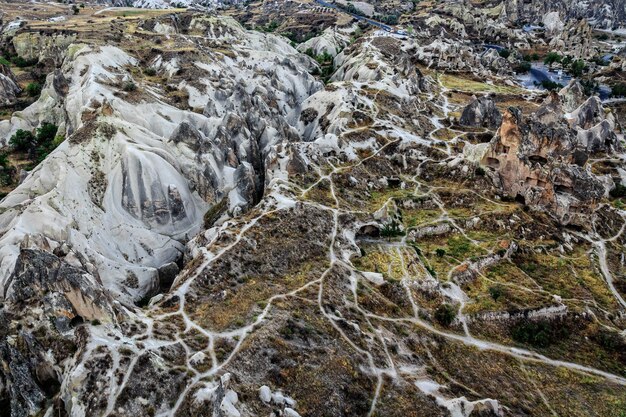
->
459, 95, 502, 128
0, 3, 625, 417
481, 105, 611, 225
501, 0, 626, 29
549, 19, 596, 59
0, 64, 20, 107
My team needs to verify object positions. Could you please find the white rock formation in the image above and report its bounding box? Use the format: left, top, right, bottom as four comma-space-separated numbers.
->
0, 17, 321, 303
297, 27, 350, 58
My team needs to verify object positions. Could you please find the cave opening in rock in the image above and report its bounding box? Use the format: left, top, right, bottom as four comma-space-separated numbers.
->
356, 224, 381, 239
486, 157, 500, 168
528, 155, 548, 165
554, 184, 572, 195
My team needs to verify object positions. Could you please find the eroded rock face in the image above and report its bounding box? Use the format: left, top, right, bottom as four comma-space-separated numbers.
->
459, 95, 502, 128
502, 0, 626, 29
7, 249, 115, 323
0, 16, 322, 303
543, 11, 565, 36
415, 39, 510, 76
0, 64, 20, 106
559, 80, 586, 113
12, 31, 76, 64
481, 107, 609, 225
549, 19, 596, 59
296, 27, 350, 58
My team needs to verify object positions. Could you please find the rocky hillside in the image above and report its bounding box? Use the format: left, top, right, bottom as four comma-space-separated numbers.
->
0, 2, 626, 417
500, 0, 626, 29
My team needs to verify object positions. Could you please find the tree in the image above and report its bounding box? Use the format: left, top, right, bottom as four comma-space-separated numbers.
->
34, 123, 61, 163
581, 79, 598, 96
514, 61, 531, 73
498, 49, 511, 59
8, 123, 61, 163
0, 152, 13, 186
36, 123, 58, 143
434, 304, 456, 326
543, 52, 562, 67
9, 129, 36, 152
540, 80, 563, 91
569, 59, 585, 77
611, 83, 626, 98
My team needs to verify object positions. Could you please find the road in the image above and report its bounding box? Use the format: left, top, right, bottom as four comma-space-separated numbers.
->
313, 0, 402, 34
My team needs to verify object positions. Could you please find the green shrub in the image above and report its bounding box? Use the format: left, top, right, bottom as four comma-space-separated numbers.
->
9, 123, 60, 163
34, 123, 61, 163
561, 55, 572, 67
511, 320, 570, 348
258, 20, 279, 32
488, 285, 504, 300
434, 304, 456, 326
379, 14, 399, 25
610, 184, 626, 198
25, 82, 42, 97
381, 219, 404, 238
540, 80, 563, 91
581, 79, 598, 96
514, 61, 531, 73
435, 248, 446, 257
0, 153, 13, 186
611, 83, 626, 98
498, 49, 510, 59
36, 123, 58, 143
11, 56, 37, 68
524, 53, 540, 61
123, 81, 137, 92
593, 329, 625, 352
143, 67, 157, 76
447, 236, 471, 258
